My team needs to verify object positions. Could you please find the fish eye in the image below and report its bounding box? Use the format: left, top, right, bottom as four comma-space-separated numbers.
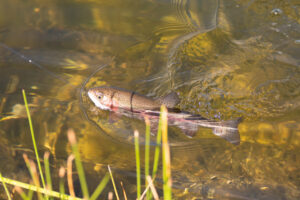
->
97, 93, 103, 99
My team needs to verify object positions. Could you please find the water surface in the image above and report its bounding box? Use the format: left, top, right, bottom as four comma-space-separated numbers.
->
0, 0, 299, 199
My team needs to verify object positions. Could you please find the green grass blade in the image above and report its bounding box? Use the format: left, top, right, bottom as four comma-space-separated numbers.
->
22, 90, 47, 192
152, 106, 163, 179
0, 172, 12, 200
67, 129, 89, 199
22, 155, 43, 200
15, 187, 29, 200
0, 175, 82, 200
90, 173, 110, 200
108, 165, 120, 200
161, 105, 172, 200
27, 189, 34, 200
134, 130, 141, 199
59, 167, 65, 199
144, 118, 151, 200
59, 179, 65, 199
44, 152, 52, 193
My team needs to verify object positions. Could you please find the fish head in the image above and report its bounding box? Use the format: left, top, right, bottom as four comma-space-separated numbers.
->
88, 87, 114, 110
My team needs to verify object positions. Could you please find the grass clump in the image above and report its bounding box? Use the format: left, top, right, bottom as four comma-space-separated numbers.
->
0, 90, 110, 200
135, 105, 172, 200
0, 90, 172, 199
0, 173, 11, 200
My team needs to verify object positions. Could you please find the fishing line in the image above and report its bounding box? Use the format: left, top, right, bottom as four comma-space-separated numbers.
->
78, 55, 115, 112
0, 42, 68, 83
0, 40, 153, 146
79, 63, 109, 120
79, 66, 164, 147
0, 41, 117, 142
77, 61, 132, 146
0, 40, 129, 145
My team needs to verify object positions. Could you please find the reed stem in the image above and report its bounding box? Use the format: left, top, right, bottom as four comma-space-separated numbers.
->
134, 130, 141, 199
22, 89, 47, 198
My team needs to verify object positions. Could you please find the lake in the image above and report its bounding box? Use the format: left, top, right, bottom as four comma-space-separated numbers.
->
0, 0, 299, 199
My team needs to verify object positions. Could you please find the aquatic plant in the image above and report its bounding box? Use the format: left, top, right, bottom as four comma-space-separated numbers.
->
0, 90, 172, 199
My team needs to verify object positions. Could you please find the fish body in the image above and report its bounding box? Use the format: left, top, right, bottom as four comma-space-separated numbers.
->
88, 86, 241, 145
88, 86, 161, 111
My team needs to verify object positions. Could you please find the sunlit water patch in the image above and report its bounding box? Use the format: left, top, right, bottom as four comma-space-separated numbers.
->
0, 0, 299, 199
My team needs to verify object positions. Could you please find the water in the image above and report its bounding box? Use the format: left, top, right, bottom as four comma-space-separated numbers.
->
0, 0, 299, 199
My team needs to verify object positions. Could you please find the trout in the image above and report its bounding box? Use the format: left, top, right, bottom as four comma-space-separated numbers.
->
88, 86, 241, 145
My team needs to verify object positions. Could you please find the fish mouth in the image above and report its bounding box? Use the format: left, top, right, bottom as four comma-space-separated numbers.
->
88, 90, 110, 110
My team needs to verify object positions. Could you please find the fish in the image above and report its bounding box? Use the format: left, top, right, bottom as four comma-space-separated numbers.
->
88, 86, 241, 145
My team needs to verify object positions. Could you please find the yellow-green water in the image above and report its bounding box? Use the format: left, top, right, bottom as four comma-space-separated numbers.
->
0, 0, 299, 199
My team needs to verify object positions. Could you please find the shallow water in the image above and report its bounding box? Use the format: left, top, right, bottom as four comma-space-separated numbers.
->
0, 0, 299, 199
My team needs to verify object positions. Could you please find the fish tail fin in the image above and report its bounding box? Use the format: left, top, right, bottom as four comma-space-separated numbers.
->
212, 117, 242, 145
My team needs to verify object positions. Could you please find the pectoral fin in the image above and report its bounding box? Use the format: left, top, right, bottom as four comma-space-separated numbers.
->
156, 91, 180, 108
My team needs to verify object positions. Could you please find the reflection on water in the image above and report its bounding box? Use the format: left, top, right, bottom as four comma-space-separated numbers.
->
0, 0, 299, 199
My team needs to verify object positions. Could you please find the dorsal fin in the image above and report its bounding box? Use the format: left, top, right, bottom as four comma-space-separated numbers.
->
156, 91, 180, 108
